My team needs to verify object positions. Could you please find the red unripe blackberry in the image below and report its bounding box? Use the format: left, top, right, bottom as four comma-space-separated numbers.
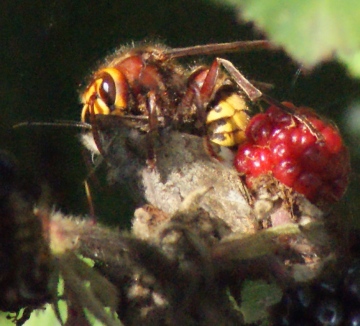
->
234, 103, 350, 205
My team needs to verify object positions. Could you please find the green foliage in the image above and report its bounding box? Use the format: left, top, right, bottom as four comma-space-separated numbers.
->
23, 302, 113, 326
25, 303, 65, 326
0, 304, 64, 326
215, 0, 360, 76
0, 312, 15, 326
15, 301, 109, 326
240, 280, 282, 324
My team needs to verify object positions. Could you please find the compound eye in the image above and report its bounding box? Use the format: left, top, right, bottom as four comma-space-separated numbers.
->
98, 73, 116, 109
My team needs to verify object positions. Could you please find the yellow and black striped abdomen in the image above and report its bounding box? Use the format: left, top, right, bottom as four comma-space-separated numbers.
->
206, 92, 250, 147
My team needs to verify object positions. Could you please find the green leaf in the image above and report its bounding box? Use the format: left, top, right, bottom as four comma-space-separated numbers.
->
240, 280, 282, 324
0, 312, 16, 326
338, 49, 360, 76
215, 0, 360, 75
25, 302, 66, 326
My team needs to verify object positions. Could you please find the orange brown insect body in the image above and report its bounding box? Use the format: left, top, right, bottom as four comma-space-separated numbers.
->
81, 45, 187, 165
81, 41, 274, 165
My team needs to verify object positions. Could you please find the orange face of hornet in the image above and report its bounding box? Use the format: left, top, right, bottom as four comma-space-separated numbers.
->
81, 45, 186, 132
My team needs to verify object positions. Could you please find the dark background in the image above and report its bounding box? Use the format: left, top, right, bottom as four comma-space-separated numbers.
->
2, 0, 360, 226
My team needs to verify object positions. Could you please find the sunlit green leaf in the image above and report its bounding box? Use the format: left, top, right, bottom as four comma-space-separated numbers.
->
215, 0, 360, 75
240, 280, 282, 324
25, 302, 66, 326
338, 50, 360, 76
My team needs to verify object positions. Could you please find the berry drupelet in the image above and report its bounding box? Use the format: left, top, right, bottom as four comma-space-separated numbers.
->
234, 103, 350, 206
